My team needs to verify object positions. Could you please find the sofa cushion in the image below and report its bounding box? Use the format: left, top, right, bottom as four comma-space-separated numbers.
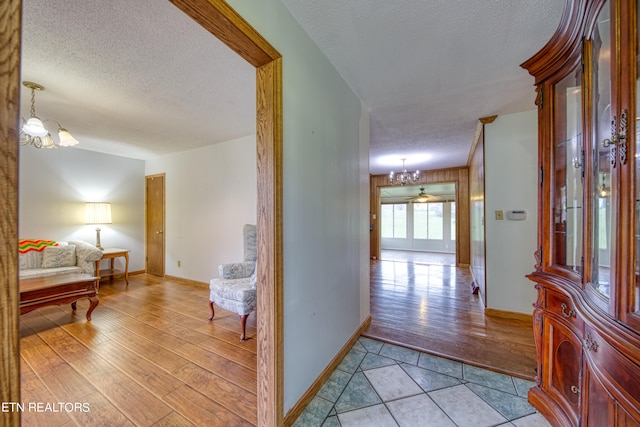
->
19, 251, 44, 270
42, 245, 76, 268
19, 266, 82, 279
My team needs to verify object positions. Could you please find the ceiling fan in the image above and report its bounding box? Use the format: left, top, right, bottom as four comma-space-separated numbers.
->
406, 187, 441, 203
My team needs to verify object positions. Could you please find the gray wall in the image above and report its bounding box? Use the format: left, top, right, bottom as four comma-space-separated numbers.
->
227, 0, 371, 412
485, 110, 538, 314
19, 146, 146, 273
145, 135, 257, 282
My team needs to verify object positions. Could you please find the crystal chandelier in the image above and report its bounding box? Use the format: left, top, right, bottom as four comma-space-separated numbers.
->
389, 158, 420, 185
19, 81, 79, 149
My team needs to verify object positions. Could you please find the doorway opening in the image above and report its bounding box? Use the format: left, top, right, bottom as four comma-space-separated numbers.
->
379, 182, 457, 266
3, 0, 283, 425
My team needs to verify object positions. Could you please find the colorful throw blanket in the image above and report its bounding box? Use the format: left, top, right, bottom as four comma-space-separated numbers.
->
18, 239, 58, 254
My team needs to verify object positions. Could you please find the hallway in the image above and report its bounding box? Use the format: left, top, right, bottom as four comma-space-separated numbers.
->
364, 252, 536, 380
293, 252, 544, 425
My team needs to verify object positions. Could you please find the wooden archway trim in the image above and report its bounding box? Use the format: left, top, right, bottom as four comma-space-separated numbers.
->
1, 1, 284, 425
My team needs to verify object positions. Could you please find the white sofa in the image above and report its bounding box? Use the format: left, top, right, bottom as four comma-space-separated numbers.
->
19, 240, 103, 279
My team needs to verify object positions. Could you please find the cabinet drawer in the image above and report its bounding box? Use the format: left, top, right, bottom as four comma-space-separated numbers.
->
545, 290, 584, 332
583, 326, 640, 423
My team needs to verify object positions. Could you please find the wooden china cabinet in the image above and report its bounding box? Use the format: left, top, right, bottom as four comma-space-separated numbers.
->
522, 0, 640, 425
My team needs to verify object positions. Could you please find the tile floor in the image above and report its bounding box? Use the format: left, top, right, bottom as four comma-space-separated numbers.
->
293, 337, 551, 427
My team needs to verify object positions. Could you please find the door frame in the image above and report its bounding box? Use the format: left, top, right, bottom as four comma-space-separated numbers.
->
0, 0, 284, 425
370, 167, 471, 267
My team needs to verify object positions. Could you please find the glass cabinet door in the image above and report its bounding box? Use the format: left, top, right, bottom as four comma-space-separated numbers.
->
590, 0, 612, 300
553, 67, 584, 276
633, 0, 640, 318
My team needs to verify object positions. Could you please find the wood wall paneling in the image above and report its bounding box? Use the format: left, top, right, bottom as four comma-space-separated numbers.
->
469, 123, 487, 305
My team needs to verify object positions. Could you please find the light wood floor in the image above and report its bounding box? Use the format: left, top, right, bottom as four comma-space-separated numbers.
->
19, 274, 257, 427
363, 257, 537, 380
19, 259, 536, 426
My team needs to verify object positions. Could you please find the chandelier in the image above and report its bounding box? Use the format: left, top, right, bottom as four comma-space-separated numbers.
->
19, 81, 79, 149
389, 158, 420, 185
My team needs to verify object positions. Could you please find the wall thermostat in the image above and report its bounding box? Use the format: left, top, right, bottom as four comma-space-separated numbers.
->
507, 210, 527, 220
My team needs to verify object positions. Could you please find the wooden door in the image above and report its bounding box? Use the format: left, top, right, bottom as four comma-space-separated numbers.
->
146, 174, 165, 276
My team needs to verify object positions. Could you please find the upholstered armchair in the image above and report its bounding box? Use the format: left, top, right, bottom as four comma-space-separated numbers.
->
209, 224, 257, 341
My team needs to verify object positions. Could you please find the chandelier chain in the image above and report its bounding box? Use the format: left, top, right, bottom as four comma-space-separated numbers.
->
29, 87, 37, 118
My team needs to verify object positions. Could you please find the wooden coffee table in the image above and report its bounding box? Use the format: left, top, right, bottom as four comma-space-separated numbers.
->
19, 273, 99, 320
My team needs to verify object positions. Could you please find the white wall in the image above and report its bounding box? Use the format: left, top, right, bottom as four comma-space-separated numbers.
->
359, 103, 371, 322
145, 135, 257, 282
484, 110, 538, 314
227, 0, 370, 412
19, 146, 145, 272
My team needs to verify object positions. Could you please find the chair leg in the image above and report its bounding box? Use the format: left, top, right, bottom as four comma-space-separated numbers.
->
240, 314, 249, 341
208, 300, 215, 321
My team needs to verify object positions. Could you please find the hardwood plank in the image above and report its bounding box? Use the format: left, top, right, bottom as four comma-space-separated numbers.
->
152, 411, 198, 427
91, 339, 185, 398
161, 336, 257, 392
104, 329, 192, 374
195, 332, 258, 371
21, 344, 96, 403
171, 363, 257, 424
20, 361, 74, 427
20, 275, 259, 426
364, 257, 537, 380
68, 354, 173, 426
163, 385, 254, 427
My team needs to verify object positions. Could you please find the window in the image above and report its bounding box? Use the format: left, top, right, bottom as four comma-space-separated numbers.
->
413, 202, 443, 240
381, 204, 407, 238
451, 202, 456, 240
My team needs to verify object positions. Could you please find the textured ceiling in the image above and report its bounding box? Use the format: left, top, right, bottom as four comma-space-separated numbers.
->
380, 182, 456, 203
21, 0, 256, 159
21, 0, 564, 171
280, 0, 565, 174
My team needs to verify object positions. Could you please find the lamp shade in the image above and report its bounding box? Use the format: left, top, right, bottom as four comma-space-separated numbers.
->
23, 117, 48, 137
85, 202, 112, 224
58, 128, 79, 147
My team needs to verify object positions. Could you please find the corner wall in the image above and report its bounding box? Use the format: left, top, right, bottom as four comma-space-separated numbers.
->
145, 135, 257, 282
227, 0, 370, 412
19, 146, 145, 272
484, 110, 538, 314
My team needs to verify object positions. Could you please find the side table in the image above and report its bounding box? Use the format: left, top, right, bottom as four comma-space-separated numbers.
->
96, 248, 129, 284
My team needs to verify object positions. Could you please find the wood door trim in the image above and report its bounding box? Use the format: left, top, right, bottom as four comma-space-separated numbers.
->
3, 1, 284, 425
0, 0, 21, 424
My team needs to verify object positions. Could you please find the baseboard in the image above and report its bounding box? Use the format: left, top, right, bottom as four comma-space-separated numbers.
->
163, 275, 208, 288
484, 308, 532, 323
283, 315, 372, 427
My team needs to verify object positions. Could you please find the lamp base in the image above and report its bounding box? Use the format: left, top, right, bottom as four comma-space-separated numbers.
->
95, 227, 104, 251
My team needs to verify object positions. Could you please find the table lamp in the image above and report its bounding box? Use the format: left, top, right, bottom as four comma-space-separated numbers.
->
85, 202, 112, 250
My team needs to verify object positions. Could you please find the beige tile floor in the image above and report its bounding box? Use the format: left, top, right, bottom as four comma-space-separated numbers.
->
293, 337, 551, 427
